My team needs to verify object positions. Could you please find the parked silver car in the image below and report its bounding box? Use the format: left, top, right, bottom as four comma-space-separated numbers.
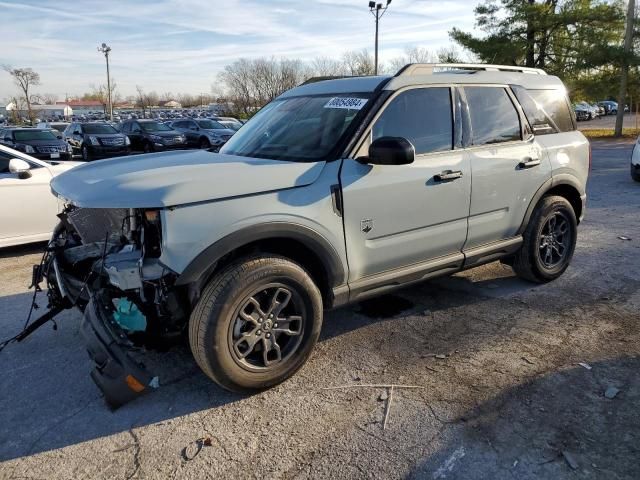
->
36, 63, 589, 406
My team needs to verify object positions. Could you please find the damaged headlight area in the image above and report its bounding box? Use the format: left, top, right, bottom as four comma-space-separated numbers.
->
39, 206, 189, 407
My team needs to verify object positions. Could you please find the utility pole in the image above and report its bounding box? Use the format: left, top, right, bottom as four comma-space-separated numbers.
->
369, 0, 392, 75
615, 0, 635, 137
98, 43, 113, 121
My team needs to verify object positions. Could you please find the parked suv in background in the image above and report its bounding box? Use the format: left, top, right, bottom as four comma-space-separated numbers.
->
43, 63, 589, 406
64, 122, 131, 161
168, 118, 235, 149
0, 128, 72, 161
120, 119, 187, 152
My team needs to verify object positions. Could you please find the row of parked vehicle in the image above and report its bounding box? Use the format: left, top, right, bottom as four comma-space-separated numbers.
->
573, 100, 627, 121
0, 116, 243, 162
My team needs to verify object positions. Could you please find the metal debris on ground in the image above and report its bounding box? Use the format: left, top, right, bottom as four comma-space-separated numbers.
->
521, 356, 535, 365
323, 383, 425, 430
181, 437, 213, 461
577, 362, 592, 370
617, 236, 632, 241
435, 354, 447, 359
562, 451, 579, 470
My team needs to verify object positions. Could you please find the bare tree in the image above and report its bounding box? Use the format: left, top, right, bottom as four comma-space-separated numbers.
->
40, 93, 59, 105
3, 66, 41, 124
437, 46, 464, 64
85, 80, 119, 113
388, 46, 435, 73
310, 57, 347, 77
342, 50, 376, 76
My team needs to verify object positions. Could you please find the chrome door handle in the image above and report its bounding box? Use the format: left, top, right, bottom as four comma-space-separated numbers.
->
434, 170, 463, 182
519, 157, 541, 169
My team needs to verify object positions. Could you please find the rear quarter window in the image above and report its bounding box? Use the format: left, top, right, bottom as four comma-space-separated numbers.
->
524, 88, 575, 133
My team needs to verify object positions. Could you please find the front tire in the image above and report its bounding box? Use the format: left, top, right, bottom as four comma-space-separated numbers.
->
198, 137, 211, 149
189, 255, 323, 393
143, 142, 153, 153
513, 195, 577, 283
81, 144, 92, 161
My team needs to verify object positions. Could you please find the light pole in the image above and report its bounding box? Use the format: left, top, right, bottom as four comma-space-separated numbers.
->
97, 43, 113, 121
369, 0, 392, 75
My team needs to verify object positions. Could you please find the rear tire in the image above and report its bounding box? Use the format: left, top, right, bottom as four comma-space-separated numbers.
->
632, 164, 640, 182
189, 255, 323, 393
513, 195, 577, 283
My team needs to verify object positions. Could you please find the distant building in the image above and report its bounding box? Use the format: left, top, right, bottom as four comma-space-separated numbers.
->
158, 100, 181, 109
5, 102, 72, 120
58, 100, 105, 115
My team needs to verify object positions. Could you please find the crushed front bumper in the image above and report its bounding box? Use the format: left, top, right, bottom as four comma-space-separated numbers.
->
81, 295, 157, 408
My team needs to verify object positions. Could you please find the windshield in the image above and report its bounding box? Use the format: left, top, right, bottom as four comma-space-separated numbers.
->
221, 121, 242, 131
220, 94, 371, 161
50, 124, 68, 133
141, 122, 172, 132
13, 130, 58, 141
196, 119, 225, 129
82, 124, 118, 134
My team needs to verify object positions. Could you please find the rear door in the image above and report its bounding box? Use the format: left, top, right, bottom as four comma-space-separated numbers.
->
340, 86, 471, 281
462, 85, 551, 250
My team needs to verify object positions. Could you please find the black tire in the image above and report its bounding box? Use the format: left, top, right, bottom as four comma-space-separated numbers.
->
81, 144, 92, 161
198, 137, 211, 149
513, 195, 577, 283
189, 255, 323, 393
143, 142, 153, 153
632, 164, 640, 182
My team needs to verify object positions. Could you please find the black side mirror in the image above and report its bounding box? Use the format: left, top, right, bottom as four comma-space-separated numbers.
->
361, 137, 415, 166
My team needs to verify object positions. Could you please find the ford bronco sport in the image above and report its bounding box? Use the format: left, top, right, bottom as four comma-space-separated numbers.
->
35, 64, 589, 406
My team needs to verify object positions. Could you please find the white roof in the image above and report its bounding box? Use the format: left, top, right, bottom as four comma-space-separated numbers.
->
280, 64, 565, 99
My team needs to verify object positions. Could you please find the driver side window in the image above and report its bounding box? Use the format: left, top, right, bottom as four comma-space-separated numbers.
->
372, 87, 453, 155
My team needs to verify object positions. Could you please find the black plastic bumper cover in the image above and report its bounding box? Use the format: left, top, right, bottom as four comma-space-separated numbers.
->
81, 296, 156, 408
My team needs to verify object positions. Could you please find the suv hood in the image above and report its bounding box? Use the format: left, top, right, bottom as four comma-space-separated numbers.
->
204, 128, 236, 136
50, 149, 326, 208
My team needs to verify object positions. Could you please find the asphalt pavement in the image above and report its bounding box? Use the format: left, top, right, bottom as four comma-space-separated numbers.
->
0, 139, 639, 479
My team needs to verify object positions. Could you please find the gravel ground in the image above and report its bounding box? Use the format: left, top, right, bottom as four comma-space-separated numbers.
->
1, 139, 639, 479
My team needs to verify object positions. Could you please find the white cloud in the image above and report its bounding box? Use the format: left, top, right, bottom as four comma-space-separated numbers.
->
0, 0, 479, 99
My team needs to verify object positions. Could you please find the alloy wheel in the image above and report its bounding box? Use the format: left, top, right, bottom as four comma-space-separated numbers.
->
538, 211, 572, 268
228, 285, 305, 371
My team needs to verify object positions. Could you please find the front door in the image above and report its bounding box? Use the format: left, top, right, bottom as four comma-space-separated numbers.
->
340, 86, 471, 282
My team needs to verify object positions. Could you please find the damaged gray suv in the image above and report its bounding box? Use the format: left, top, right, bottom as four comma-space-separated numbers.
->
36, 64, 589, 406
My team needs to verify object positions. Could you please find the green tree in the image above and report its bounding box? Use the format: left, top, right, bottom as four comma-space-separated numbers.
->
450, 0, 625, 77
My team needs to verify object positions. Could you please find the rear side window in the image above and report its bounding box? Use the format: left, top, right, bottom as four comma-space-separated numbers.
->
373, 87, 453, 155
526, 89, 575, 132
511, 86, 556, 135
464, 87, 521, 145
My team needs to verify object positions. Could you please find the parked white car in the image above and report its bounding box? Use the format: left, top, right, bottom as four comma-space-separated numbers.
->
631, 137, 640, 182
0, 144, 82, 247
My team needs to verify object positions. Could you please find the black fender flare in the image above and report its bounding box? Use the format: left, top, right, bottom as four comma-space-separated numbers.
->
517, 175, 584, 235
175, 222, 346, 289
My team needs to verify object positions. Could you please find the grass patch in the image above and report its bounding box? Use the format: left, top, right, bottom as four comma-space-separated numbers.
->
581, 128, 640, 139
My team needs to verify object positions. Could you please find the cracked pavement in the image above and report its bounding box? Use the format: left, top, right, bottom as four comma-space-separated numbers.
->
0, 139, 639, 479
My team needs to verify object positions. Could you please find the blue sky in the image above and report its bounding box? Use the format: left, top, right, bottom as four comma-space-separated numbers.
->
0, 0, 478, 100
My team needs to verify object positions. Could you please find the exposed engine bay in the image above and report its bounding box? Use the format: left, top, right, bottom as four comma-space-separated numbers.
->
35, 206, 190, 407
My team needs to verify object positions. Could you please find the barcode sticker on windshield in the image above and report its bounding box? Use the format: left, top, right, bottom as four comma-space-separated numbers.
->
324, 97, 368, 110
